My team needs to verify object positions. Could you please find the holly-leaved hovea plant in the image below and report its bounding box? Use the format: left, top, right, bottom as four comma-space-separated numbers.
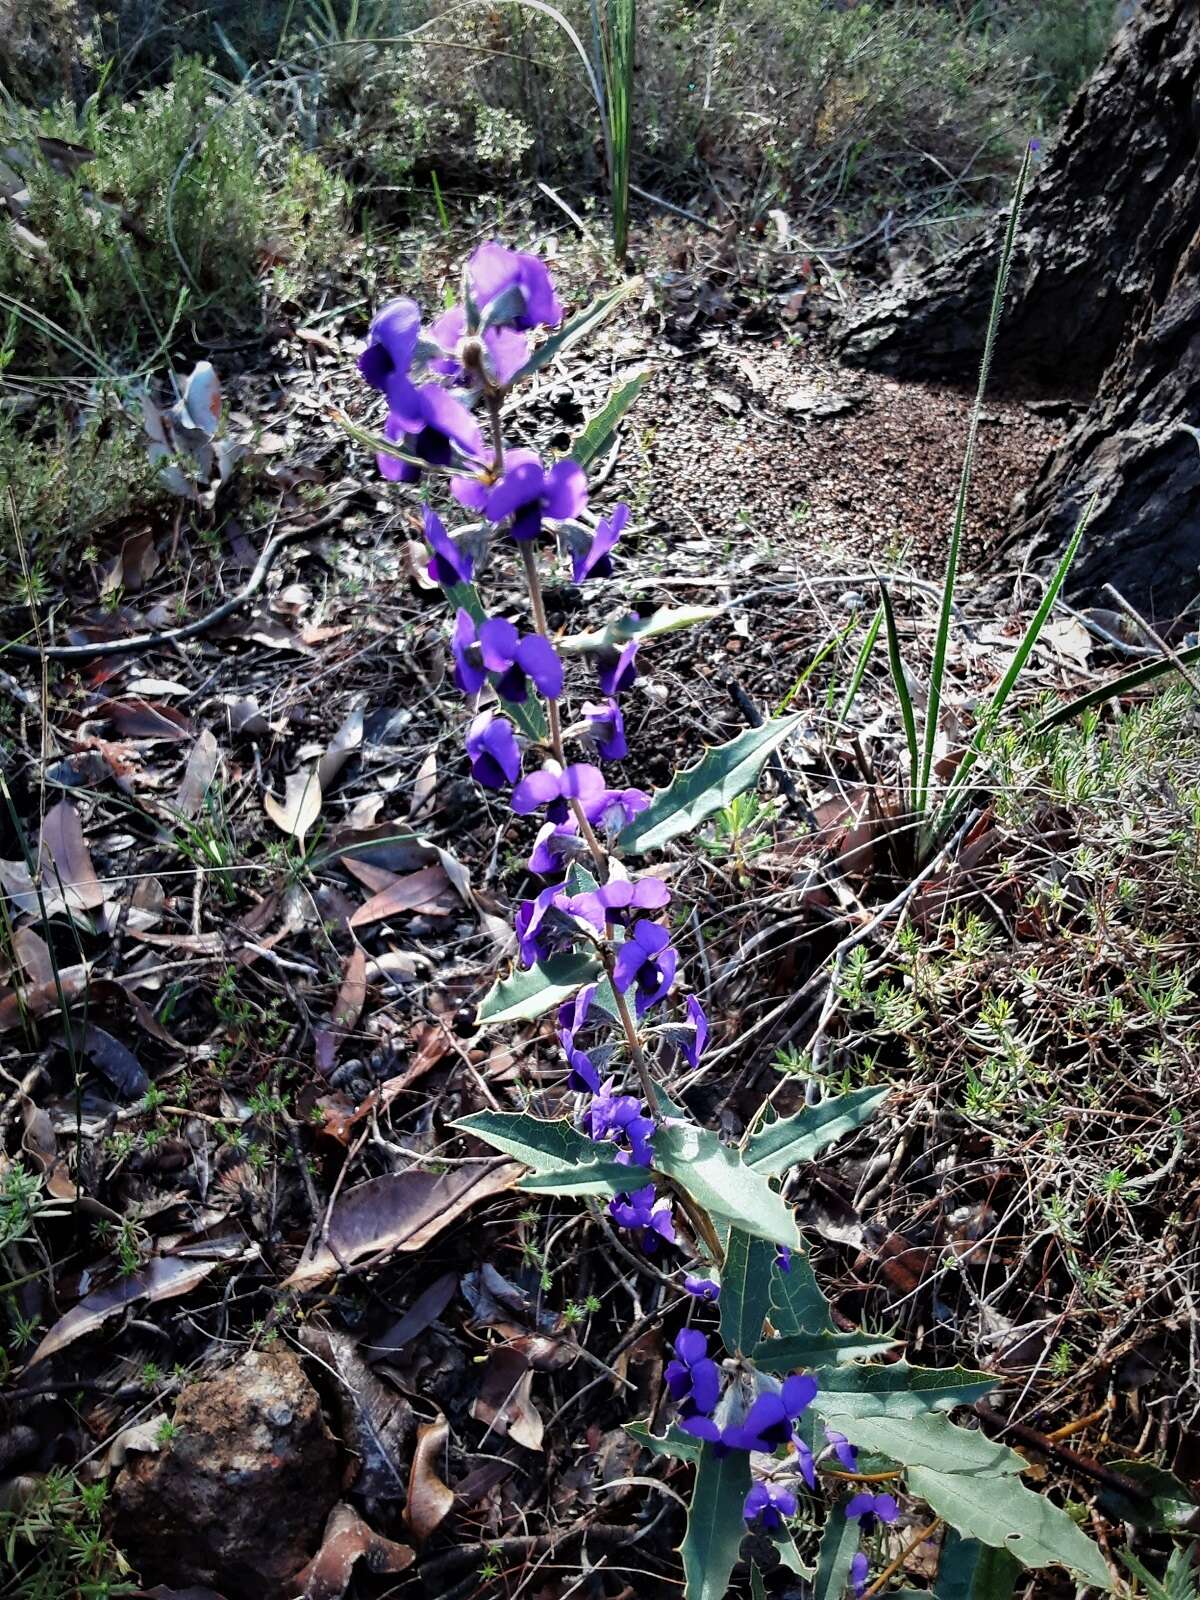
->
355, 239, 1113, 1599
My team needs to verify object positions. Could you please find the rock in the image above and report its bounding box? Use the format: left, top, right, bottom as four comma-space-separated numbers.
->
114, 1349, 338, 1597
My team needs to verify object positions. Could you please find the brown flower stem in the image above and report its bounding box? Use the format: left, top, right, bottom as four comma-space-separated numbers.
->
862, 1516, 943, 1599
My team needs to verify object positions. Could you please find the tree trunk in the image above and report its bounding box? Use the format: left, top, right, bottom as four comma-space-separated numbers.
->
837, 0, 1200, 612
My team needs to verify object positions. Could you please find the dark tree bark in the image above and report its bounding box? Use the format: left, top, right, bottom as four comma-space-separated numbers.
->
836, 0, 1200, 613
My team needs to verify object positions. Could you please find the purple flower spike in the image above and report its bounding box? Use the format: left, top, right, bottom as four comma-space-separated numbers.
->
846, 1492, 900, 1535
464, 710, 521, 790
611, 920, 678, 1017
722, 1373, 819, 1456
468, 241, 564, 331
684, 1274, 721, 1304
743, 1482, 798, 1533
529, 817, 581, 875
681, 994, 709, 1069
665, 1327, 721, 1418
596, 637, 639, 697
775, 1244, 792, 1274
452, 609, 487, 695
477, 616, 564, 703
424, 505, 474, 586
558, 983, 597, 1039
358, 298, 421, 404
609, 1183, 675, 1252
485, 449, 588, 542
513, 881, 571, 967
826, 1428, 858, 1473
582, 699, 627, 761
564, 875, 670, 932
584, 785, 650, 833
512, 762, 605, 823
427, 304, 530, 390
378, 383, 484, 484
572, 502, 629, 582
560, 1030, 601, 1095
850, 1552, 870, 1599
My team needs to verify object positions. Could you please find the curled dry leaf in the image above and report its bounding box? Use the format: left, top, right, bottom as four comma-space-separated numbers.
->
472, 1346, 544, 1451
64, 1021, 149, 1100
174, 730, 221, 820
0, 963, 90, 1033
404, 1414, 455, 1543
264, 765, 323, 845
39, 799, 106, 914
296, 1502, 414, 1600
368, 1271, 458, 1360
29, 1242, 247, 1364
298, 1327, 411, 1504
317, 705, 364, 794
283, 1161, 520, 1289
101, 698, 195, 741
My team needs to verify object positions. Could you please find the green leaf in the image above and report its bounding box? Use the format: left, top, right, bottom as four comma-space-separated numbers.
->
1036, 640, 1200, 731
518, 1159, 651, 1196
813, 1505, 860, 1600
719, 1228, 775, 1356
929, 1529, 1020, 1600
557, 605, 723, 654
813, 1363, 994, 1419
440, 580, 545, 742
618, 715, 802, 855
829, 1411, 1021, 1473
454, 1110, 595, 1171
880, 577, 920, 816
513, 277, 643, 381
475, 951, 602, 1025
769, 1247, 836, 1335
773, 1533, 816, 1581
680, 1441, 751, 1600
744, 1088, 891, 1176
756, 1330, 898, 1373
652, 1122, 801, 1248
905, 1465, 1112, 1590
1095, 1459, 1197, 1532
626, 1419, 701, 1462
569, 370, 649, 468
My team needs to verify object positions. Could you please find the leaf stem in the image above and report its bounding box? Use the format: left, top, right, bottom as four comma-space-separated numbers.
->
862, 1515, 943, 1598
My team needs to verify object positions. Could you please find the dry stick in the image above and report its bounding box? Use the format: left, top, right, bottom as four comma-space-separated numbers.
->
2, 499, 356, 662
1101, 581, 1200, 699
862, 1516, 944, 1599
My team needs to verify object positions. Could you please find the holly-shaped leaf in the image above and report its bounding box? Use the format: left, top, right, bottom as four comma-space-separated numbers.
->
680, 1441, 751, 1600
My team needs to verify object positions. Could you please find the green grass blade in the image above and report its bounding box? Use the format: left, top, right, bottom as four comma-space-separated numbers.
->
1036, 640, 1200, 731
830, 602, 883, 725
929, 493, 1095, 842
879, 580, 920, 816
917, 142, 1033, 815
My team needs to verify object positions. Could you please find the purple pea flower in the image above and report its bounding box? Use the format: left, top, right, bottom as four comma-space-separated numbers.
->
571, 502, 629, 582
702, 1376, 816, 1483
424, 504, 474, 586
529, 818, 581, 875
513, 881, 571, 967
564, 875, 670, 932
683, 1274, 721, 1304
427, 303, 529, 390
584, 785, 650, 833
587, 1086, 656, 1168
452, 611, 563, 702
581, 699, 627, 761
470, 448, 588, 542
845, 1492, 899, 1535
558, 983, 597, 1039
665, 1328, 721, 1418
611, 920, 678, 1017
560, 1029, 601, 1095
681, 994, 709, 1069
378, 384, 484, 484
357, 297, 421, 406
775, 1245, 792, 1273
850, 1552, 870, 1598
468, 241, 564, 331
465, 710, 521, 789
826, 1428, 858, 1473
512, 762, 605, 823
596, 637, 639, 697
609, 1183, 675, 1252
743, 1482, 798, 1533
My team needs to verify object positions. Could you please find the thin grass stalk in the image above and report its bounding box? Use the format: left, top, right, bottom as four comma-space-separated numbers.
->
927, 492, 1096, 844
879, 580, 919, 818
832, 602, 883, 727
915, 141, 1033, 816
1035, 639, 1200, 731
597, 0, 635, 260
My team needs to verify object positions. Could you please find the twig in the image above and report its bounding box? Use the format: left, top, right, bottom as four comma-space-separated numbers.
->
1101, 582, 1200, 698
972, 1402, 1153, 1504
863, 1516, 943, 1598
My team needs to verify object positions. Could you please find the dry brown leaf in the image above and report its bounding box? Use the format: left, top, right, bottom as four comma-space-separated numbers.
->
317, 705, 364, 794
29, 1244, 245, 1363
296, 1502, 413, 1600
264, 764, 322, 844
339, 856, 399, 893
12, 926, 54, 985
0, 963, 90, 1032
101, 698, 194, 741
404, 1414, 456, 1543
283, 1161, 519, 1289
471, 1347, 544, 1450
408, 749, 438, 822
347, 865, 454, 930
332, 948, 367, 1030
174, 729, 220, 819
39, 799, 106, 913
